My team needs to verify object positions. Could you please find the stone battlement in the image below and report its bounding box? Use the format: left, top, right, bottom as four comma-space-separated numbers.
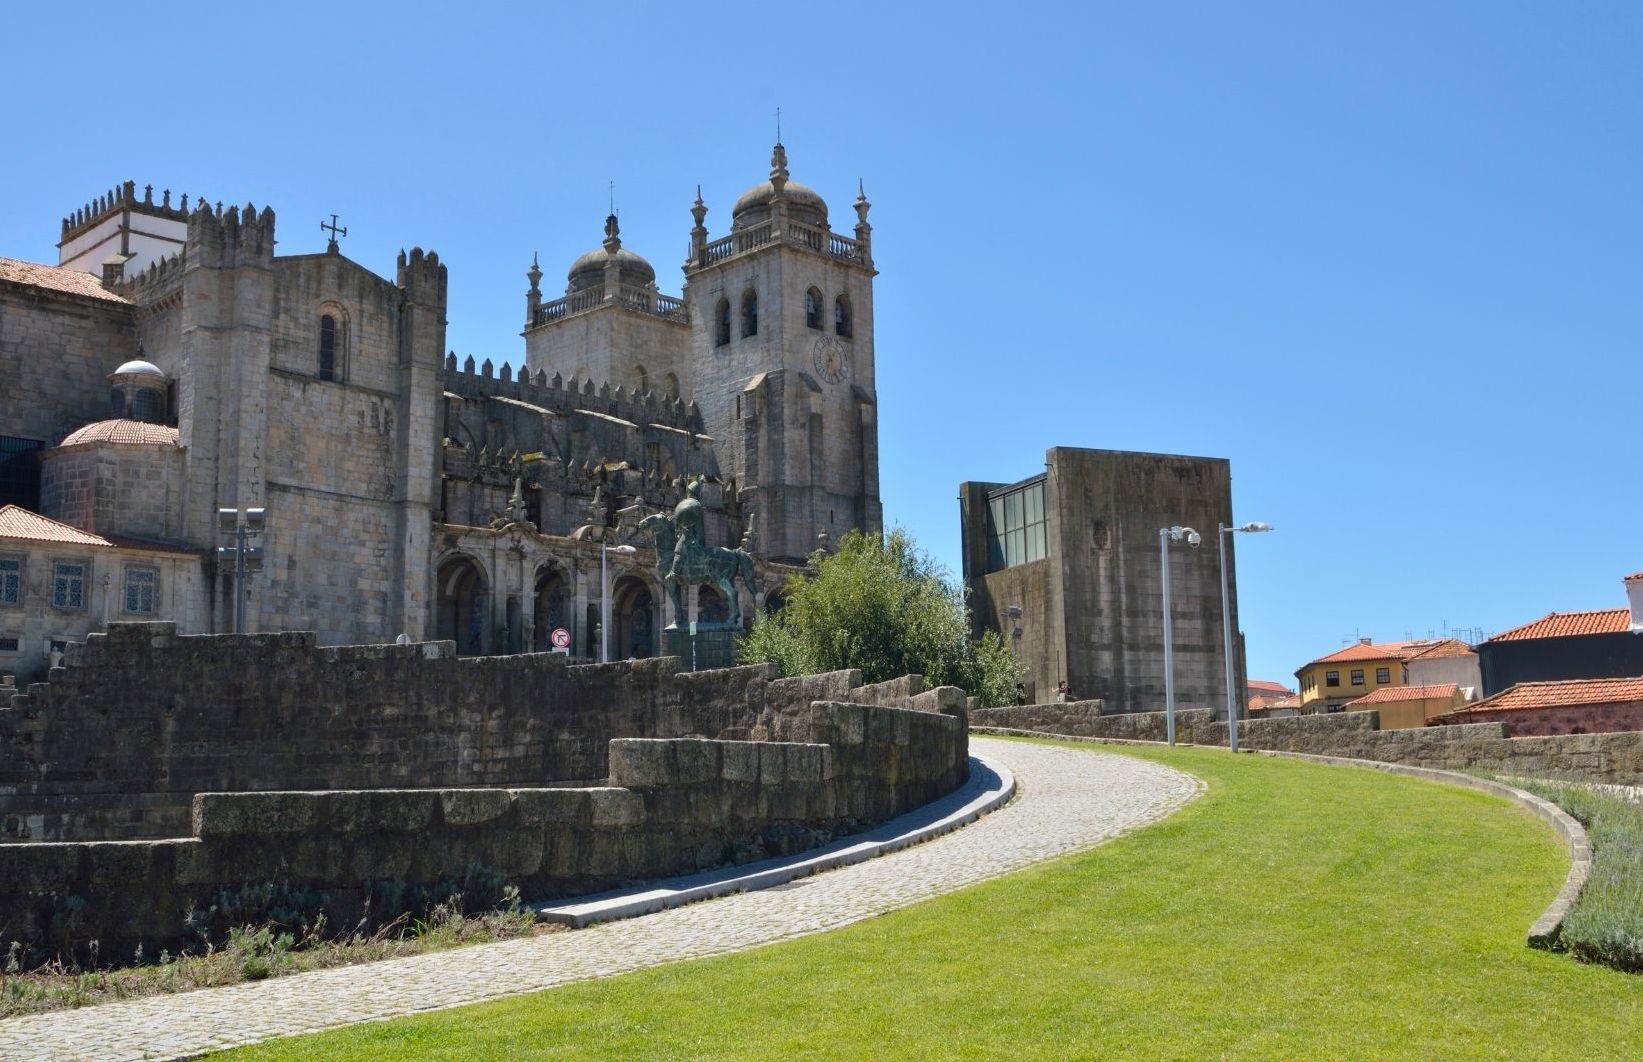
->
442, 353, 703, 434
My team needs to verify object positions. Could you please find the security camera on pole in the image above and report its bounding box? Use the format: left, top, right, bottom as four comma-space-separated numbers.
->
1158, 524, 1201, 746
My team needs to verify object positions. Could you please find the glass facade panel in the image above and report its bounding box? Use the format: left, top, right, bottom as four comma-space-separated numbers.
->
984, 480, 1049, 573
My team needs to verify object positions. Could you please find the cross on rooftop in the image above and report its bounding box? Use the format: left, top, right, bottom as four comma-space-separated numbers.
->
321, 214, 348, 253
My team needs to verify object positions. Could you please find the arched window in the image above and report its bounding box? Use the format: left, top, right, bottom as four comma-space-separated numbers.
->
664, 372, 680, 399
634, 364, 650, 395
741, 289, 758, 338
834, 294, 853, 338
319, 314, 337, 381
715, 299, 731, 347
805, 288, 823, 330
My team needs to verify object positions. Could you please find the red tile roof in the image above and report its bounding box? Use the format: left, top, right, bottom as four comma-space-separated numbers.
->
0, 504, 111, 546
1251, 694, 1302, 711
1346, 684, 1459, 707
1248, 679, 1294, 695
0, 256, 130, 305
1625, 571, 1643, 583
1302, 640, 1426, 669
1404, 638, 1474, 661
1448, 677, 1643, 714
59, 419, 180, 447
1485, 609, 1630, 642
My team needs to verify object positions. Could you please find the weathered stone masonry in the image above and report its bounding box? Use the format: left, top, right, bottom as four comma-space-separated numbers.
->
0, 622, 969, 957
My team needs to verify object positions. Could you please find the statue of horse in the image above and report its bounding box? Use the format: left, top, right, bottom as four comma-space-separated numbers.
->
638, 512, 757, 628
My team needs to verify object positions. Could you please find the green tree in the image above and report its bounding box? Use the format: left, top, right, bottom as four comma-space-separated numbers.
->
738, 528, 1021, 707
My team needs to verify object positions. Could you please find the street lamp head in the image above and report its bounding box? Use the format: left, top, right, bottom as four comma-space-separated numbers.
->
1185, 529, 1202, 547
609, 544, 637, 555
1239, 521, 1273, 533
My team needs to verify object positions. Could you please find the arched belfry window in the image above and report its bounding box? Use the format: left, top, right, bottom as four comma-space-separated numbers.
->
318, 303, 349, 382
834, 294, 853, 339
715, 299, 731, 347
805, 288, 823, 330
741, 289, 758, 338
319, 315, 337, 381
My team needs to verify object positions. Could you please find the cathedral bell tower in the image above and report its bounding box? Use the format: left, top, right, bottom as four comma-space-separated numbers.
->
681, 144, 882, 564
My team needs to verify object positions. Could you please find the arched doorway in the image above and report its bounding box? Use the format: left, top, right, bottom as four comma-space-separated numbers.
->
532, 566, 568, 651
611, 576, 656, 660
763, 589, 787, 616
436, 555, 489, 656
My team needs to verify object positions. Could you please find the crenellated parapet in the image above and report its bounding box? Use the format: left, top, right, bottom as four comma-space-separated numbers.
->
442, 352, 704, 434
112, 249, 187, 309
185, 201, 277, 269
59, 180, 192, 243
396, 246, 448, 308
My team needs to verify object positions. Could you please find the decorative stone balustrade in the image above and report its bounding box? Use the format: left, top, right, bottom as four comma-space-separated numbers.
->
696, 219, 866, 271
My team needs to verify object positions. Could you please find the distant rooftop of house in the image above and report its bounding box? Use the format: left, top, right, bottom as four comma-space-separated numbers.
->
1346, 683, 1459, 707
1448, 676, 1643, 715
1404, 638, 1474, 661
1248, 679, 1294, 695
0, 504, 112, 546
1484, 609, 1631, 643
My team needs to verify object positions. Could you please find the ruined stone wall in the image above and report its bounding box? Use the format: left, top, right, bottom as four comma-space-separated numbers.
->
0, 623, 969, 843
971, 698, 1643, 786
0, 688, 967, 958
970, 700, 1215, 743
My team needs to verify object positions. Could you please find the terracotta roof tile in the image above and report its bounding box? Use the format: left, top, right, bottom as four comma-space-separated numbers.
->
59, 419, 180, 447
1251, 694, 1301, 710
1448, 677, 1643, 714
1247, 679, 1294, 695
0, 256, 130, 305
1625, 571, 1643, 583
1345, 684, 1459, 707
1302, 640, 1429, 669
1484, 609, 1630, 642
0, 505, 111, 546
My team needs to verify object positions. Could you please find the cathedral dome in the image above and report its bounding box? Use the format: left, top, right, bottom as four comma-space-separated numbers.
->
566, 214, 655, 293
60, 419, 180, 447
111, 359, 165, 379
730, 144, 828, 230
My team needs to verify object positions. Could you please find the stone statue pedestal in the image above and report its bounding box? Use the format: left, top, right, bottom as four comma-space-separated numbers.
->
663, 625, 740, 672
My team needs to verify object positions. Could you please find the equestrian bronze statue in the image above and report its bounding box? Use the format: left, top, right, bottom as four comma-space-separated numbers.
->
639, 479, 757, 628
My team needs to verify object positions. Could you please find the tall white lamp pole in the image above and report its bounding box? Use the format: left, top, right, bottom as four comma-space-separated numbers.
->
600, 542, 637, 663
1218, 521, 1273, 753
1159, 525, 1201, 746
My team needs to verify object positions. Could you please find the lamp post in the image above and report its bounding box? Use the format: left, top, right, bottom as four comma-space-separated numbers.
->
600, 542, 637, 663
215, 506, 266, 635
1159, 524, 1201, 746
1218, 521, 1273, 753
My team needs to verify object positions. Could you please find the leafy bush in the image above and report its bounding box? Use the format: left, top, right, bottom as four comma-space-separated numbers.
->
739, 528, 1021, 706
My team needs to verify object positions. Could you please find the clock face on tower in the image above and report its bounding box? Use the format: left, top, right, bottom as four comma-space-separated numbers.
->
812, 335, 850, 385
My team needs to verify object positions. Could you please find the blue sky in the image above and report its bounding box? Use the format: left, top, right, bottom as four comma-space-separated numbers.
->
3, 2, 1639, 686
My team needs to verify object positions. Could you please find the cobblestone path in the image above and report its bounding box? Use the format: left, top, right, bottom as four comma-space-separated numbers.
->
0, 737, 1201, 1061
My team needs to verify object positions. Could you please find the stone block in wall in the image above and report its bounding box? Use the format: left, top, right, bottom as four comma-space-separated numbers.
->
193, 792, 322, 836
609, 740, 677, 788
513, 788, 594, 828
438, 789, 513, 827
588, 787, 644, 828
721, 742, 760, 783
906, 686, 966, 716
324, 790, 440, 834
673, 739, 723, 784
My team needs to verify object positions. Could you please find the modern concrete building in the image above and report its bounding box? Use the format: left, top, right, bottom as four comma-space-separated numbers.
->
959, 446, 1241, 715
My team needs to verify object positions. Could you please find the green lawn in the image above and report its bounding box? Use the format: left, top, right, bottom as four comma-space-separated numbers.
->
223, 741, 1643, 1060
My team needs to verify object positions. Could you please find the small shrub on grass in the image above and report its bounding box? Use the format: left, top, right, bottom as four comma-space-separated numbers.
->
1513, 779, 1643, 971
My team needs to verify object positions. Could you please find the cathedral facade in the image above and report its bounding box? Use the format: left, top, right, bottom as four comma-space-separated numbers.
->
0, 146, 881, 682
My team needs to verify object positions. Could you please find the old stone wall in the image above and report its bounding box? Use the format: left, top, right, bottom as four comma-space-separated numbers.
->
0, 284, 137, 451
0, 622, 969, 843
0, 691, 966, 958
971, 698, 1643, 786
970, 700, 1216, 743
39, 441, 186, 541
1442, 701, 1643, 737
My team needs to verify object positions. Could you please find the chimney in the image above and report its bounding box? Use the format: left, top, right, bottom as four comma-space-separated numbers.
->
1626, 571, 1643, 632
1359, 637, 1372, 645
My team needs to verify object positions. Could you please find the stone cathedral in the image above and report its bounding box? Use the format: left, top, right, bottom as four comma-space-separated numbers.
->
0, 145, 882, 682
